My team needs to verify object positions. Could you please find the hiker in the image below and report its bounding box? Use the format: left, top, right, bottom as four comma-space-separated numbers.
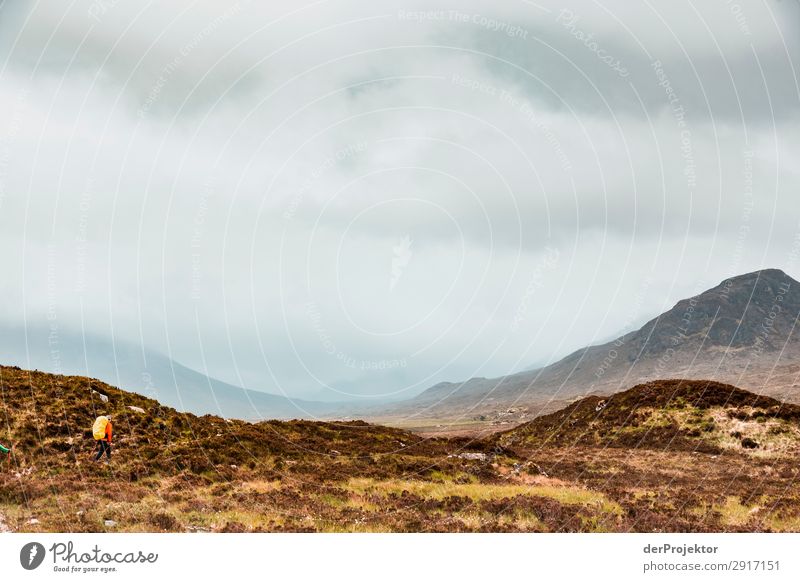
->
92, 415, 113, 463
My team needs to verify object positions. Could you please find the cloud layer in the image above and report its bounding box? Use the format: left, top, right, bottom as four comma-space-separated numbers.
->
1, 0, 798, 400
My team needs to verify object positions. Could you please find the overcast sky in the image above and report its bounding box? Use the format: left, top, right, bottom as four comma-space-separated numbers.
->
1, 0, 798, 401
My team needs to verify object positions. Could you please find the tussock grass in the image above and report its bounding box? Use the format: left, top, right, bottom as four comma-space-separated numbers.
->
345, 478, 622, 515
719, 496, 754, 528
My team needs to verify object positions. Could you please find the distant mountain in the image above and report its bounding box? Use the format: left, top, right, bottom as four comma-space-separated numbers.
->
381, 269, 800, 423
0, 326, 346, 420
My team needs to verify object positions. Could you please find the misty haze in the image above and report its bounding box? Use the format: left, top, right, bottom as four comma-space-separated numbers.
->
1, 0, 800, 537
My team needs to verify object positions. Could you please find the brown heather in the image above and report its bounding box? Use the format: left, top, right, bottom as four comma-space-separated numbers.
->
1, 368, 799, 533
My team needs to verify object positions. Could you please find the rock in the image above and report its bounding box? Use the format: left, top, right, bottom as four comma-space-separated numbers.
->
28, 518, 40, 525
14, 466, 35, 479
451, 452, 489, 462
128, 406, 145, 414
92, 390, 109, 403
104, 520, 118, 527
595, 400, 608, 412
741, 437, 759, 449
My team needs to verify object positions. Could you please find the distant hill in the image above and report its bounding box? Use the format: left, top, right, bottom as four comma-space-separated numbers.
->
379, 269, 800, 424
0, 326, 347, 420
493, 379, 800, 454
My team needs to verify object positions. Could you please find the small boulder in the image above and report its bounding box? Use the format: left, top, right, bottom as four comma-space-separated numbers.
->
452, 452, 489, 462
128, 406, 146, 414
92, 390, 109, 403
741, 437, 759, 449
104, 519, 118, 528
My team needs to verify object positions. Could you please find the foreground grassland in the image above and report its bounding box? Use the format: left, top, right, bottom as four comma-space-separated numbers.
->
1, 368, 799, 532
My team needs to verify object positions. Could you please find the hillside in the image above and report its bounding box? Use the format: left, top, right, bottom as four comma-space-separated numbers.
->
0, 365, 481, 532
379, 269, 800, 428
494, 379, 800, 453
1, 367, 799, 532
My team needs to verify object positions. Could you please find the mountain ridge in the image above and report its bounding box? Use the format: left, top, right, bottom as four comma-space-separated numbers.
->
376, 269, 800, 426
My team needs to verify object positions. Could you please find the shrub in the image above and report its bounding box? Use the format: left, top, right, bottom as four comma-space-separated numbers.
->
740, 438, 759, 449
148, 512, 180, 531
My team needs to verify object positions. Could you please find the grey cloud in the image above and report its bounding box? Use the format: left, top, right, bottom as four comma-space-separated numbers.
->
0, 0, 798, 401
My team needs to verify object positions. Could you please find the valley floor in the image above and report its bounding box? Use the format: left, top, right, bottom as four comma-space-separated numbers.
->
1, 444, 798, 533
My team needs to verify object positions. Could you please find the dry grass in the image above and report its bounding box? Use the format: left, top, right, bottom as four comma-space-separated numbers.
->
346, 478, 622, 515
2, 368, 799, 532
